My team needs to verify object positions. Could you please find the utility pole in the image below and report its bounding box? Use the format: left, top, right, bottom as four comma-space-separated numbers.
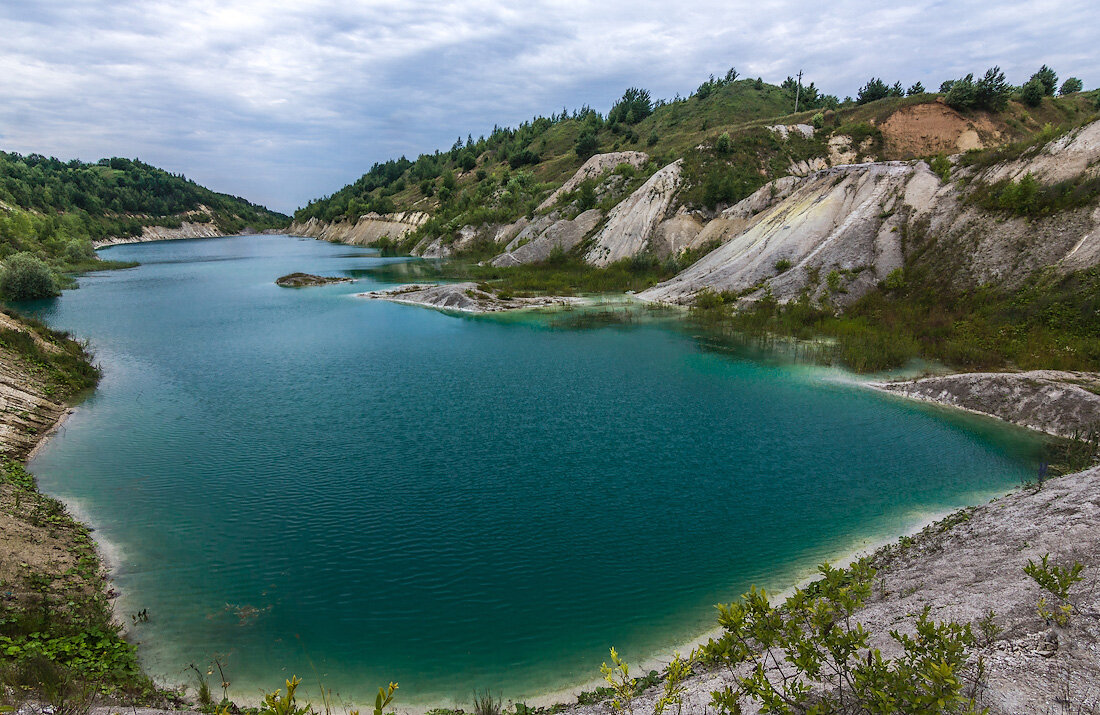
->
794, 69, 803, 113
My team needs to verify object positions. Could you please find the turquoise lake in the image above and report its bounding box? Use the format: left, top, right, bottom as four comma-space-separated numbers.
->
25, 235, 1043, 707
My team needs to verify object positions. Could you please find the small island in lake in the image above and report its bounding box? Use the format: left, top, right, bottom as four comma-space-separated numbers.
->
275, 272, 355, 287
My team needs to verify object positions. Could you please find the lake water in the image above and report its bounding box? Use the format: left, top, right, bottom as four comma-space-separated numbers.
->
25, 235, 1042, 707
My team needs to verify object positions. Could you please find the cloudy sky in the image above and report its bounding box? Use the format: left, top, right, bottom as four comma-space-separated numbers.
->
1, 1, 1096, 214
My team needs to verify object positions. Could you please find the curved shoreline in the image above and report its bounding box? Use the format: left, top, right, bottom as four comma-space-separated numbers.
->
13, 288, 1098, 712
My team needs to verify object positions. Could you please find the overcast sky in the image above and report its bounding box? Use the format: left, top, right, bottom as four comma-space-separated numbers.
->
1, 1, 1097, 214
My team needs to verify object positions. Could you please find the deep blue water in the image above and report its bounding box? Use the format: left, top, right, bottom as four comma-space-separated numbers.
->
25, 235, 1041, 706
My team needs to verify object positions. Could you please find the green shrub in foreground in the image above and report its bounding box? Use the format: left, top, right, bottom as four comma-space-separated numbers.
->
0, 252, 59, 300
704, 560, 983, 713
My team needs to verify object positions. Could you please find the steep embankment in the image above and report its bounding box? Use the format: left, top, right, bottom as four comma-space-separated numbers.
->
0, 311, 164, 708
289, 211, 429, 246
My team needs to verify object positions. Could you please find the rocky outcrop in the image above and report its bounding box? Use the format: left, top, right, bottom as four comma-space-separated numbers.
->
984, 119, 1100, 185
641, 119, 1100, 306
640, 162, 929, 304
93, 221, 226, 248
585, 160, 682, 266
288, 211, 428, 246
650, 208, 705, 257
767, 124, 815, 140
0, 315, 69, 459
873, 371, 1100, 439
491, 210, 602, 267
358, 282, 581, 313
537, 151, 650, 210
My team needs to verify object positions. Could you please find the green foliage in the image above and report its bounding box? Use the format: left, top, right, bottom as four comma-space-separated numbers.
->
1024, 553, 1084, 626
714, 132, 732, 154
968, 171, 1100, 217
653, 652, 692, 715
929, 154, 952, 182
0, 311, 99, 396
419, 249, 679, 297
0, 151, 287, 239
945, 67, 1010, 111
1020, 78, 1045, 107
374, 681, 399, 715
1060, 77, 1084, 95
576, 180, 597, 211
810, 112, 824, 129
705, 560, 981, 714
774, 258, 792, 273
694, 265, 1100, 373
976, 609, 1003, 646
258, 676, 311, 715
599, 648, 635, 714
857, 77, 892, 104
472, 689, 501, 715
0, 253, 58, 300
508, 149, 540, 169
1031, 65, 1059, 96
574, 130, 599, 159
608, 87, 653, 125
907, 81, 926, 95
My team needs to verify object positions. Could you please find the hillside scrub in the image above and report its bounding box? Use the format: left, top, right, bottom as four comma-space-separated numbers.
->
0, 252, 59, 300
692, 267, 1100, 373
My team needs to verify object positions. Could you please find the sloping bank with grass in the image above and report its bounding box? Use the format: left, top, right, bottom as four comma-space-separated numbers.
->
0, 309, 182, 712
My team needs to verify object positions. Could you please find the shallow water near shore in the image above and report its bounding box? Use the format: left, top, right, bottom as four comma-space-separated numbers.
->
25, 235, 1043, 707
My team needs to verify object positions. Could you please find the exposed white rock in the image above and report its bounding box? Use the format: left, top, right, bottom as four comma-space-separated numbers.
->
288, 211, 428, 246
584, 161, 682, 267
639, 162, 920, 305
358, 282, 582, 313
537, 151, 650, 210
983, 120, 1100, 186
491, 210, 602, 267
94, 221, 226, 248
872, 370, 1100, 439
768, 123, 815, 140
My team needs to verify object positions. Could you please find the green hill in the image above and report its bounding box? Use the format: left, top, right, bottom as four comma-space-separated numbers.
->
293, 70, 1097, 257
0, 152, 289, 292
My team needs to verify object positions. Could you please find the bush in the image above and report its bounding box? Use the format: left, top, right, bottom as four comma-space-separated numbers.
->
705, 561, 983, 714
1025, 553, 1084, 626
810, 112, 824, 129
574, 130, 599, 159
1060, 77, 1083, 95
907, 81, 926, 95
508, 149, 540, 169
646, 131, 659, 147
0, 252, 59, 300
576, 181, 597, 211
1020, 77, 1045, 107
714, 132, 732, 154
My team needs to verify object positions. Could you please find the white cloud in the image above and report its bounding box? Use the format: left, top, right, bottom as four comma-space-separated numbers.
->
0, 0, 1097, 212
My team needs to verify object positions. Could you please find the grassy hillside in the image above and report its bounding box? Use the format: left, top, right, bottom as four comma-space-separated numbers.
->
294, 71, 1097, 253
0, 152, 289, 295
